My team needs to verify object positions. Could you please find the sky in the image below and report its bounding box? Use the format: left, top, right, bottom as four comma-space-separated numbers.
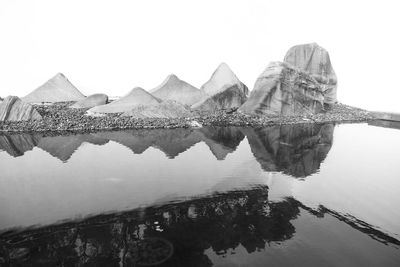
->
0, 0, 399, 112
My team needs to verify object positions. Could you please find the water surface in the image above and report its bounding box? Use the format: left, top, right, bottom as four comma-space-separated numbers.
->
0, 123, 399, 266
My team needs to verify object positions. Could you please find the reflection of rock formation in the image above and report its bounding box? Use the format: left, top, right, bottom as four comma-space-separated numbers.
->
0, 124, 332, 170
1, 186, 398, 266
0, 134, 41, 157
199, 127, 245, 160
244, 123, 334, 178
369, 120, 400, 130
36, 134, 109, 162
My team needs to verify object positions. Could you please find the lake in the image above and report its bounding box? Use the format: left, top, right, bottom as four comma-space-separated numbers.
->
0, 122, 399, 266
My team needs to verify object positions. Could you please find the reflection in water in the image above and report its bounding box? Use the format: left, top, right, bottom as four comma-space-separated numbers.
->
0, 187, 398, 266
0, 124, 332, 177
245, 124, 334, 178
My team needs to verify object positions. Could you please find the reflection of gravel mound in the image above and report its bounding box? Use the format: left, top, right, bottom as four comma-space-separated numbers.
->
123, 100, 191, 118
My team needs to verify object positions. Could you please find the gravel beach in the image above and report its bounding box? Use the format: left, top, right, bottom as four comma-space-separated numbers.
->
0, 102, 373, 134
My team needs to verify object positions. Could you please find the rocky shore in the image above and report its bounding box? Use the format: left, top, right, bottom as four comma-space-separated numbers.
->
0, 102, 373, 134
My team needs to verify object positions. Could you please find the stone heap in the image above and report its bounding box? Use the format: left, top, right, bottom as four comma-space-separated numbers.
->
192, 63, 248, 112
0, 96, 42, 122
70, 93, 108, 109
239, 62, 324, 116
87, 87, 161, 114
150, 74, 205, 106
122, 100, 191, 118
284, 43, 337, 105
23, 73, 85, 103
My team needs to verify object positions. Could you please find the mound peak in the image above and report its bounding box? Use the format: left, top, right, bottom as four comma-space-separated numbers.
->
200, 63, 243, 96
87, 87, 161, 114
22, 73, 85, 103
151, 74, 205, 106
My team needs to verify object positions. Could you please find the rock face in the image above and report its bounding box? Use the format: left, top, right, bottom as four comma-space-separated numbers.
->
239, 62, 324, 116
122, 100, 191, 118
23, 73, 85, 103
70, 93, 108, 109
0, 96, 42, 122
150, 75, 205, 106
87, 87, 161, 114
284, 43, 337, 105
192, 63, 248, 111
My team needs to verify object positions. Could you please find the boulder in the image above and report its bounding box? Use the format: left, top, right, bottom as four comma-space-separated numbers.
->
150, 74, 206, 106
23, 73, 85, 103
87, 87, 161, 114
192, 63, 248, 111
239, 62, 324, 116
0, 96, 42, 122
284, 43, 337, 105
70, 93, 108, 109
122, 100, 191, 118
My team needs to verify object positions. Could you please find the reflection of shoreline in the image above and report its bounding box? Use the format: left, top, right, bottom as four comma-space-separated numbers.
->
0, 124, 334, 178
1, 186, 398, 266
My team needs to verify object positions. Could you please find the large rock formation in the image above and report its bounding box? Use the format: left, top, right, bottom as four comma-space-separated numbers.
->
23, 73, 85, 103
150, 74, 205, 106
87, 87, 161, 114
239, 62, 324, 116
70, 93, 108, 109
0, 96, 42, 122
122, 100, 191, 118
192, 63, 248, 112
284, 43, 337, 105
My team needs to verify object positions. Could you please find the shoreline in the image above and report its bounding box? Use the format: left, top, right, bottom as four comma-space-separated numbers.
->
0, 102, 373, 135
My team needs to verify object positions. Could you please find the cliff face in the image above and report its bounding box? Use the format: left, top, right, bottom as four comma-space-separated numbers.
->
239, 62, 324, 116
284, 43, 337, 105
0, 96, 42, 122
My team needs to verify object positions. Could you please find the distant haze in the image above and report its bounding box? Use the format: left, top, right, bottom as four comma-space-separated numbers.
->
0, 0, 399, 112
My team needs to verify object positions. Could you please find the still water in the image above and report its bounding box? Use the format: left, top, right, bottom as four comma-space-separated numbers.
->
0, 123, 399, 266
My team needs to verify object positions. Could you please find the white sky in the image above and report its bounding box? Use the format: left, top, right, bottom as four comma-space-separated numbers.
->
0, 0, 399, 112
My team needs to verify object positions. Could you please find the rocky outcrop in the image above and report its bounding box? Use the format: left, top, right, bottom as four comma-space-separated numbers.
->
87, 87, 161, 114
0, 96, 42, 122
192, 63, 248, 112
150, 74, 205, 106
70, 94, 108, 109
22, 73, 85, 103
122, 100, 191, 118
239, 62, 324, 116
284, 43, 337, 105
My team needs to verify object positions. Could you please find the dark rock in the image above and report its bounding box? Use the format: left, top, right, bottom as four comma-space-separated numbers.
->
239, 62, 324, 116
284, 43, 337, 105
192, 63, 248, 111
